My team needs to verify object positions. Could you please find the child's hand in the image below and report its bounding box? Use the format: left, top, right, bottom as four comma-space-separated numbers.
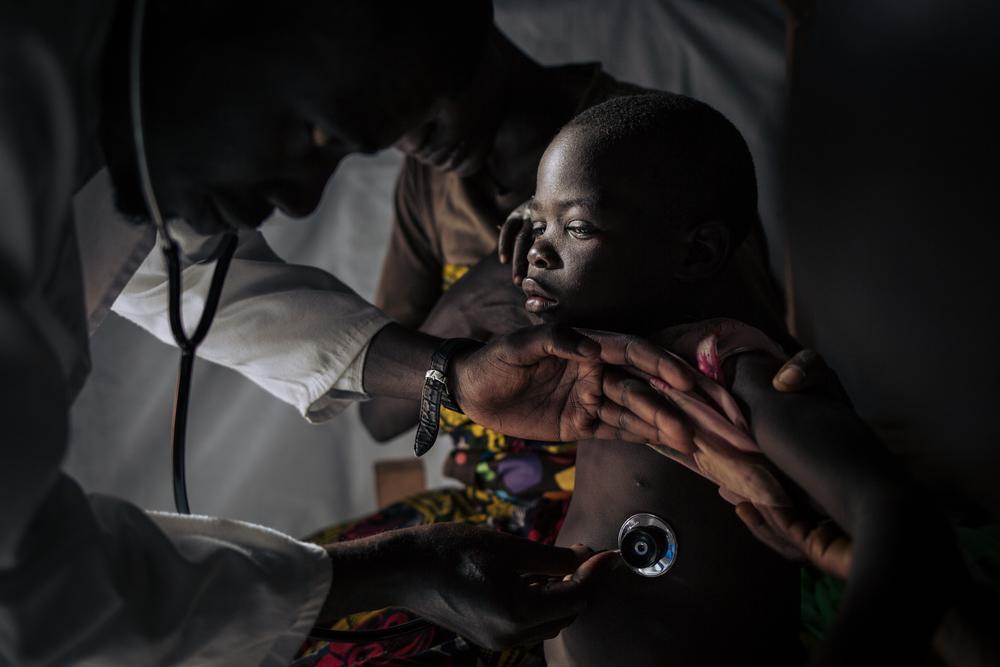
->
497, 200, 533, 286
734, 502, 853, 580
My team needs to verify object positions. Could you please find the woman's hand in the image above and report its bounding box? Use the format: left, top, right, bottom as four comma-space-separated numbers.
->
321, 524, 616, 650
451, 325, 697, 451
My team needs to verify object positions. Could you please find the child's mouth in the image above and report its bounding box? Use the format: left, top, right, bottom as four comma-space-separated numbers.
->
522, 278, 559, 313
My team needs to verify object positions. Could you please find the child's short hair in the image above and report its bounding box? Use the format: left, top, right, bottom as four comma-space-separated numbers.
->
566, 93, 758, 242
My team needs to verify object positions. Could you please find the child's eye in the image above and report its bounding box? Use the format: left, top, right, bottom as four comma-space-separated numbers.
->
566, 220, 596, 239
531, 221, 546, 238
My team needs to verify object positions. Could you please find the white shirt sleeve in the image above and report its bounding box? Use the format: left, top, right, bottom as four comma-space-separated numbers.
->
112, 229, 392, 423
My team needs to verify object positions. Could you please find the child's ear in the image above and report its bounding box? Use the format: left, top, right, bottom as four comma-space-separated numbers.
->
674, 221, 731, 282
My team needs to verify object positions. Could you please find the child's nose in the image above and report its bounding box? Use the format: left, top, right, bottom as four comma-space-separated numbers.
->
527, 240, 561, 270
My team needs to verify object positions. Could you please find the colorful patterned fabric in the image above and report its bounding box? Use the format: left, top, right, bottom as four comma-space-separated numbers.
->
440, 407, 577, 508
440, 263, 471, 291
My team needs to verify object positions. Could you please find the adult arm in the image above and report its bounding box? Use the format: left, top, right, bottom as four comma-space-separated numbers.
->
729, 353, 963, 665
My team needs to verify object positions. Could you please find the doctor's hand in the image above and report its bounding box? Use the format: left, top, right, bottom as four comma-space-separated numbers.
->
450, 325, 696, 451
321, 524, 616, 650
406, 524, 614, 649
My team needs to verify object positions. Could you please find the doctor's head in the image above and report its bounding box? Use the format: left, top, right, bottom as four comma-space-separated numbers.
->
101, 0, 493, 233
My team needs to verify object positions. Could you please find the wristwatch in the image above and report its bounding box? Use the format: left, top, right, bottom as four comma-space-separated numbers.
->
414, 338, 481, 457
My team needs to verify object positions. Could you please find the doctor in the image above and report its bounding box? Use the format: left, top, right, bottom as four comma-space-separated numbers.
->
0, 1, 699, 664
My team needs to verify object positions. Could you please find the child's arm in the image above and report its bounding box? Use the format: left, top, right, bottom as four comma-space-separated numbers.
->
728, 352, 964, 666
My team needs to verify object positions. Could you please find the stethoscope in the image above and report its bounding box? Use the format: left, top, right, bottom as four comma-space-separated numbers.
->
127, 0, 428, 645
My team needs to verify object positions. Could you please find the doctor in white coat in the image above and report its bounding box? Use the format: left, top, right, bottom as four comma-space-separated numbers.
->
0, 1, 701, 664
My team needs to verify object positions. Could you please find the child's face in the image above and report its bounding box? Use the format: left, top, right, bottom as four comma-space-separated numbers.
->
522, 128, 687, 331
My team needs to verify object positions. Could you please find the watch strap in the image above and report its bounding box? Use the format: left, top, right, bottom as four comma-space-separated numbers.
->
414, 338, 480, 457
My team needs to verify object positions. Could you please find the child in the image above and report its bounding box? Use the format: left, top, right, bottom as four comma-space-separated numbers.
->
526, 94, 962, 666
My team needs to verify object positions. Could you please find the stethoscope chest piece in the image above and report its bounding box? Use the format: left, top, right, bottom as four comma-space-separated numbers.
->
617, 512, 678, 577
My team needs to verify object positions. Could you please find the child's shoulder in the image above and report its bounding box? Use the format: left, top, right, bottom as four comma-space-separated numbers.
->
652, 318, 788, 384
